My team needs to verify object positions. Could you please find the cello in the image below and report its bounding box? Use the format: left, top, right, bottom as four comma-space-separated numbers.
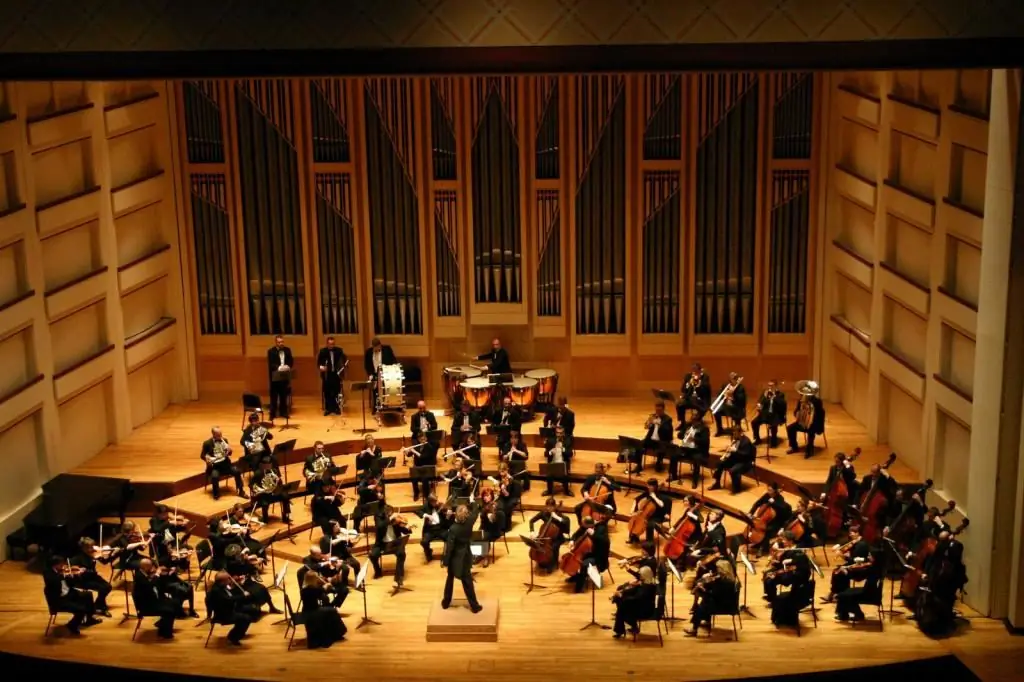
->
786, 500, 825, 543
559, 530, 594, 577
823, 447, 861, 538
581, 476, 613, 524
529, 502, 564, 567
859, 453, 896, 543
628, 494, 658, 539
663, 500, 704, 561
901, 517, 969, 600
745, 495, 779, 548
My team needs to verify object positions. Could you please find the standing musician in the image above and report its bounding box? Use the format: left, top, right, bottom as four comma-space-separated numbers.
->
250, 457, 292, 524
628, 479, 671, 545
686, 557, 739, 636
493, 463, 522, 531
786, 381, 826, 458
565, 516, 611, 593
369, 505, 412, 589
319, 520, 360, 585
913, 529, 968, 633
355, 434, 385, 476
529, 498, 571, 571
200, 426, 247, 501
132, 558, 181, 639
674, 412, 710, 486
632, 401, 673, 475
747, 482, 793, 556
544, 425, 574, 496
767, 535, 814, 626
240, 412, 274, 471
821, 526, 872, 603
441, 502, 484, 612
677, 362, 712, 423
451, 401, 482, 446
317, 335, 347, 416
493, 396, 522, 447
762, 532, 809, 604
611, 565, 658, 639
712, 372, 747, 437
299, 570, 347, 648
70, 538, 114, 616
43, 554, 101, 634
418, 494, 453, 562
300, 547, 350, 607
710, 425, 756, 494
855, 462, 896, 536
311, 480, 346, 534
403, 430, 439, 501
410, 400, 438, 439
207, 571, 259, 646
224, 543, 282, 615
544, 396, 576, 438
575, 462, 619, 525
304, 441, 337, 497
474, 337, 512, 375
364, 337, 397, 408
267, 335, 293, 420
751, 380, 787, 447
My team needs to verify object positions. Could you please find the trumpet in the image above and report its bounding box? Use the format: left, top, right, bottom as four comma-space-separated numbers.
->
644, 413, 657, 429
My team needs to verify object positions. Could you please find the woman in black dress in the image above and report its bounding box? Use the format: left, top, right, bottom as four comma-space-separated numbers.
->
300, 570, 347, 648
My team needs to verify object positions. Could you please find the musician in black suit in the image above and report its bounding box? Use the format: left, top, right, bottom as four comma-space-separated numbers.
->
441, 503, 483, 612
475, 337, 511, 374
403, 431, 439, 501
410, 400, 438, 439
575, 462, 619, 524
748, 482, 793, 555
267, 335, 293, 420
206, 571, 259, 646
529, 498, 571, 570
132, 558, 178, 639
712, 373, 747, 436
674, 412, 710, 485
751, 380, 787, 447
677, 363, 712, 422
369, 506, 412, 588
628, 479, 671, 545
632, 401, 673, 475
43, 555, 101, 634
492, 396, 522, 448
201, 427, 247, 500
786, 386, 826, 458
544, 397, 576, 437
544, 426, 574, 496
317, 336, 347, 416
566, 517, 611, 594
451, 401, 482, 446
710, 425, 756, 494
240, 412, 274, 471
364, 337, 397, 408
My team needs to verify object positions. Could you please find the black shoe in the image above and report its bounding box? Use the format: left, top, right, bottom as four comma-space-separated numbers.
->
441, 601, 451, 610
613, 632, 625, 639
227, 637, 243, 646
470, 604, 483, 614
565, 489, 575, 497
83, 617, 102, 627
267, 605, 283, 615
158, 630, 174, 640
752, 438, 762, 446
708, 483, 721, 491
283, 516, 292, 524
98, 608, 112, 618
66, 624, 82, 636
324, 411, 330, 416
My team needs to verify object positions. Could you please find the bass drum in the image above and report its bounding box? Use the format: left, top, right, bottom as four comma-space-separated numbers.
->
377, 364, 405, 409
460, 377, 493, 410
507, 376, 538, 413
443, 365, 482, 410
525, 368, 558, 405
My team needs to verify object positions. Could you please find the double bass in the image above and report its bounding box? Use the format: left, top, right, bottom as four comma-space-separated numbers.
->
901, 517, 969, 600
859, 453, 897, 543
559, 530, 594, 577
529, 502, 564, 567
823, 447, 861, 538
663, 501, 704, 560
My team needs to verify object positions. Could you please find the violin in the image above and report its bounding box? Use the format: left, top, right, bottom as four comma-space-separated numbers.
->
823, 447, 861, 538
859, 453, 897, 543
58, 564, 86, 578
611, 578, 643, 602
663, 500, 703, 561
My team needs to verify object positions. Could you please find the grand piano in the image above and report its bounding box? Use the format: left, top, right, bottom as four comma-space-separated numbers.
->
21, 474, 133, 555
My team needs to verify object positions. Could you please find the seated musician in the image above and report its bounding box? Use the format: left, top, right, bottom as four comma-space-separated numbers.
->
355, 471, 385, 527
575, 462, 619, 525
311, 481, 346, 534
451, 401, 482, 446
112, 521, 151, 572
70, 537, 114, 617
751, 380, 787, 447
529, 497, 570, 571
855, 462, 896, 531
494, 464, 522, 531
356, 434, 384, 476
788, 499, 826, 549
154, 553, 199, 619
690, 509, 728, 577
748, 482, 793, 556
762, 532, 810, 606
369, 505, 412, 588
460, 431, 483, 464
404, 430, 439, 501
300, 570, 347, 649
500, 431, 530, 491
622, 541, 658, 579
250, 456, 292, 524
821, 525, 871, 603
240, 412, 274, 471
611, 565, 658, 639
628, 479, 671, 545
565, 516, 610, 593
224, 543, 282, 614
834, 548, 883, 623
493, 396, 522, 447
713, 373, 747, 437
200, 426, 247, 500
544, 426, 574, 496
304, 441, 337, 497
544, 396, 576, 437
410, 400, 438, 439
479, 488, 507, 556
301, 547, 350, 607
445, 463, 476, 502
133, 558, 180, 639
418, 494, 453, 562
149, 504, 193, 571
686, 557, 739, 636
44, 554, 102, 634
786, 386, 826, 458
710, 425, 755, 494
319, 520, 360, 584
631, 401, 673, 475
223, 504, 267, 558
674, 412, 710, 485
207, 571, 259, 646
912, 530, 968, 631
676, 362, 712, 423
820, 452, 860, 519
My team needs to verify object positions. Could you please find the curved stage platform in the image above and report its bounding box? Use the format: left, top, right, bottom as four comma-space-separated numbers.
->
0, 397, 1018, 681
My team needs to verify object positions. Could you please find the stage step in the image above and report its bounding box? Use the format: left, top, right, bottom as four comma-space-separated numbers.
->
426, 596, 499, 642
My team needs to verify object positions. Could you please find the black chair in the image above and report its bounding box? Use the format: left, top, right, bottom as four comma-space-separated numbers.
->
284, 591, 307, 650
242, 393, 265, 428
705, 583, 741, 641
130, 601, 168, 641
203, 604, 237, 648
633, 584, 666, 646
194, 539, 213, 590
775, 579, 818, 636
43, 593, 77, 637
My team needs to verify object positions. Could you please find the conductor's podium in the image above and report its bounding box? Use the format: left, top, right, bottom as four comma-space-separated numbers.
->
426, 597, 500, 642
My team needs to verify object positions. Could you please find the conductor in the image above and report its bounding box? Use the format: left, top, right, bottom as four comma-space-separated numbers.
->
441, 502, 484, 613
475, 338, 511, 375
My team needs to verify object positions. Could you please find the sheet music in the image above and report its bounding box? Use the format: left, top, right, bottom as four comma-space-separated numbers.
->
356, 560, 370, 589
587, 562, 603, 589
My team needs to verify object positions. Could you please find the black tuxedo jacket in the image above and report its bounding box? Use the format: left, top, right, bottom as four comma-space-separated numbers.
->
410, 410, 438, 437
317, 347, 347, 377
364, 345, 397, 376
477, 347, 511, 374
268, 347, 294, 381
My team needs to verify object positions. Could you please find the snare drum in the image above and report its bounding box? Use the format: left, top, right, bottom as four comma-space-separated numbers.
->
507, 377, 539, 412
525, 368, 559, 404
377, 364, 405, 409
443, 365, 482, 409
460, 377, 493, 409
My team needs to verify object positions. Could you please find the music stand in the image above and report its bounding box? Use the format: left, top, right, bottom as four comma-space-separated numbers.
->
581, 562, 610, 631
355, 560, 379, 629
272, 369, 298, 431
487, 373, 514, 385
652, 388, 675, 404
881, 537, 910, 617
539, 462, 568, 496
520, 535, 549, 594
618, 436, 645, 495
410, 465, 437, 497
270, 559, 290, 624
663, 558, 686, 625
351, 380, 377, 435
272, 439, 297, 471
278, 480, 300, 543
539, 427, 555, 439
737, 548, 757, 618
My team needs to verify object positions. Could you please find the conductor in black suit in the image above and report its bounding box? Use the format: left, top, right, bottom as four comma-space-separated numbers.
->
267, 335, 293, 419
441, 503, 483, 613
317, 336, 347, 416
476, 338, 511, 375
364, 337, 397, 408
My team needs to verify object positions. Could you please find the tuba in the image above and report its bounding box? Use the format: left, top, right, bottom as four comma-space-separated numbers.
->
795, 380, 819, 430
